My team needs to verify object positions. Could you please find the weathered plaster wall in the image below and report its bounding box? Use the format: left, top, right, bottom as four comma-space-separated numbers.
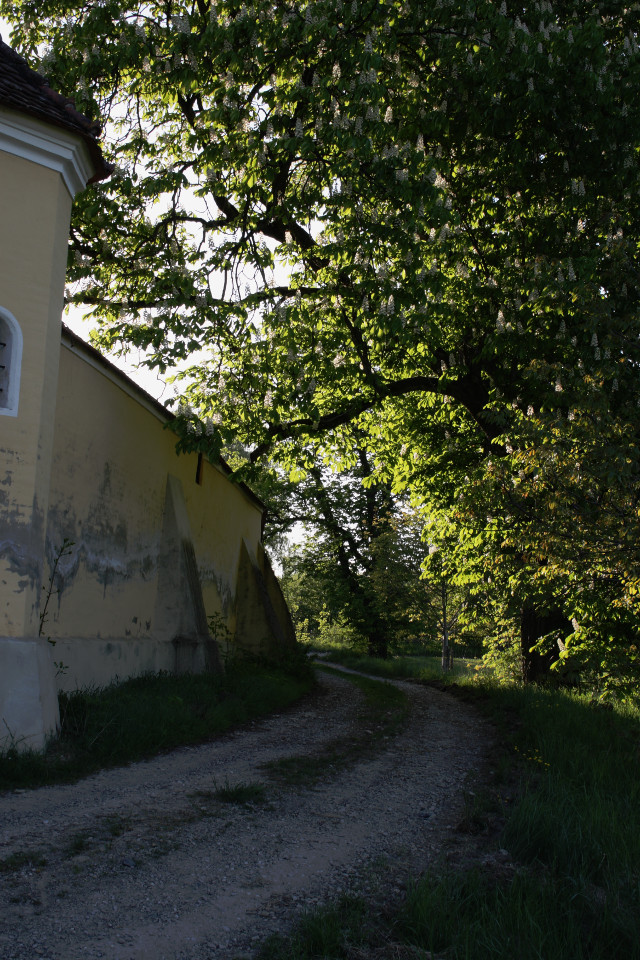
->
44, 336, 268, 691
0, 145, 78, 747
0, 150, 73, 637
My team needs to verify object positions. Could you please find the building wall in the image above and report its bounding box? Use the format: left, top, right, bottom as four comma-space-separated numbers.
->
0, 144, 78, 747
0, 112, 296, 750
0, 149, 73, 637
43, 335, 289, 691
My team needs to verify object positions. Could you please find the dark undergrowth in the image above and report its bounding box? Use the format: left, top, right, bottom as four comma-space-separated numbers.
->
258, 654, 640, 960
0, 658, 315, 791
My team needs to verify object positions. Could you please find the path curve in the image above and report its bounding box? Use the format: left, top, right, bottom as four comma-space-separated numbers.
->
0, 669, 492, 960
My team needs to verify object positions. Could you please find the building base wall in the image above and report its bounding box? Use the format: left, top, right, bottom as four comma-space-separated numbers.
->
0, 637, 60, 751
51, 635, 212, 692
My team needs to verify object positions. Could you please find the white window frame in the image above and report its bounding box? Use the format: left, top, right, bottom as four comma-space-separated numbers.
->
0, 306, 23, 417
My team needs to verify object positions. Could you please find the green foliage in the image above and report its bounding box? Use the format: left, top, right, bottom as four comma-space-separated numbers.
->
277, 454, 448, 657
0, 664, 313, 791
3, 0, 640, 685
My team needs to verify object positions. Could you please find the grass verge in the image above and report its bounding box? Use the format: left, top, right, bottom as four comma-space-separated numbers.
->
0, 660, 315, 792
257, 654, 640, 960
310, 649, 478, 681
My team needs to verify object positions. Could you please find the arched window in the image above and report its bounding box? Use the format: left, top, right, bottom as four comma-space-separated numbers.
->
0, 307, 23, 417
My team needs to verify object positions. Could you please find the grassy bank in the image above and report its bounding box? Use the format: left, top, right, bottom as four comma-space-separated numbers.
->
0, 660, 314, 792
260, 655, 640, 960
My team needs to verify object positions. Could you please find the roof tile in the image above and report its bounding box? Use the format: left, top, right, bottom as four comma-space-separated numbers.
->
0, 35, 111, 181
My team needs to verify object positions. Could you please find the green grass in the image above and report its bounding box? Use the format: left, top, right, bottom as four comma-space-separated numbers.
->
398, 868, 637, 960
260, 895, 369, 960
311, 649, 479, 682
256, 652, 640, 960
0, 661, 315, 792
0, 850, 48, 873
211, 778, 268, 805
262, 666, 410, 786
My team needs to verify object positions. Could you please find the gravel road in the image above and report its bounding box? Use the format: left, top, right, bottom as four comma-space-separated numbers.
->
0, 667, 492, 960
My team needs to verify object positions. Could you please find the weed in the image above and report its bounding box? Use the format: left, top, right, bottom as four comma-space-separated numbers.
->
262, 751, 344, 786
212, 779, 267, 805
65, 830, 93, 857
102, 814, 131, 837
0, 850, 48, 873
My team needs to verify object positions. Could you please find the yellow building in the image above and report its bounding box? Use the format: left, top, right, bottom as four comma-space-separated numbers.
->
0, 40, 295, 751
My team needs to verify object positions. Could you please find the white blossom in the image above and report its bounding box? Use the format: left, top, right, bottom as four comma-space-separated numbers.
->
173, 15, 190, 32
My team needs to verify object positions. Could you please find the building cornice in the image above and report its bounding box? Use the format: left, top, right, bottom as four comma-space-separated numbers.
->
0, 106, 94, 198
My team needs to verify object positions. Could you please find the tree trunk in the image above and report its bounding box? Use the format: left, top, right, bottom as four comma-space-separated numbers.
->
367, 630, 388, 659
520, 605, 568, 683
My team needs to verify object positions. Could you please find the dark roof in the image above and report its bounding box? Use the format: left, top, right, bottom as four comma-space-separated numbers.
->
0, 35, 111, 182
60, 324, 266, 513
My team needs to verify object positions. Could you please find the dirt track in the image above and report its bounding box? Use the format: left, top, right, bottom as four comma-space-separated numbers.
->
0, 668, 492, 960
